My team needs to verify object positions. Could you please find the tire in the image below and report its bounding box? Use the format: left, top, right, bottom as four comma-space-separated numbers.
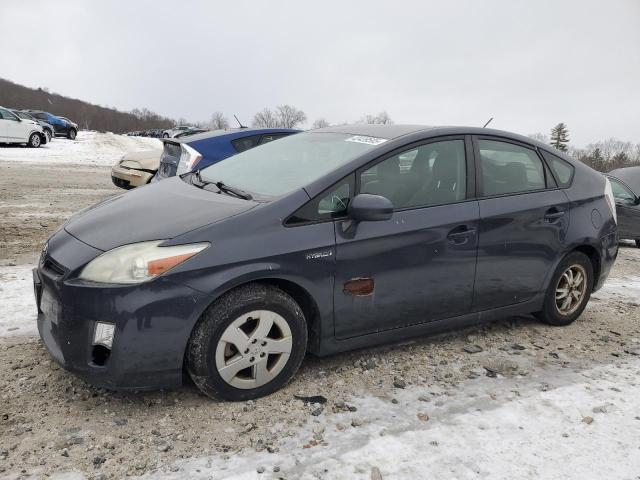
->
162, 133, 169, 138
535, 251, 593, 326
27, 133, 41, 148
187, 283, 307, 401
636, 240, 640, 249
67, 128, 77, 140
44, 129, 52, 143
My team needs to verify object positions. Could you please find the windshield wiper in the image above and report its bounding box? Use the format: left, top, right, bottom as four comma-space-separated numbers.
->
214, 181, 253, 200
188, 171, 252, 200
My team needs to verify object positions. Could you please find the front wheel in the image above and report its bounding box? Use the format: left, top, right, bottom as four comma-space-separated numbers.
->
67, 128, 77, 140
44, 129, 52, 143
27, 133, 41, 148
162, 133, 169, 138
536, 251, 593, 326
187, 284, 307, 401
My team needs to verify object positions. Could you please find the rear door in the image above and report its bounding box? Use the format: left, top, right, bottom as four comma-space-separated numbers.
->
333, 137, 479, 339
472, 137, 570, 311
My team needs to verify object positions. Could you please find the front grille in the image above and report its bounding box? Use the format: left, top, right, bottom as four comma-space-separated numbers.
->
42, 255, 67, 276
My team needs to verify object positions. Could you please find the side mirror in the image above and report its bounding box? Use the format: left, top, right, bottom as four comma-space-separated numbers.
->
348, 194, 393, 222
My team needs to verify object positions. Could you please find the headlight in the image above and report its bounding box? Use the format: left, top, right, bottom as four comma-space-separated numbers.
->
78, 241, 209, 284
176, 144, 203, 175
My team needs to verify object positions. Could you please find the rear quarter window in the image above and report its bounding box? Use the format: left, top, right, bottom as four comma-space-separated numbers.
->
540, 150, 575, 187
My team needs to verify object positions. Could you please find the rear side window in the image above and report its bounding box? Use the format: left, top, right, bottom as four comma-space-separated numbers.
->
540, 150, 574, 187
259, 133, 290, 145
479, 140, 547, 196
232, 135, 261, 152
609, 178, 636, 203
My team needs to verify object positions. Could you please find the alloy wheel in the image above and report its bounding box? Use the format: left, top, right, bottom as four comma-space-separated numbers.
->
555, 264, 587, 315
215, 310, 293, 389
31, 134, 40, 147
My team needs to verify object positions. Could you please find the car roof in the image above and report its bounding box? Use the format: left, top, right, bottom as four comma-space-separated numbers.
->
172, 127, 300, 144
312, 124, 553, 147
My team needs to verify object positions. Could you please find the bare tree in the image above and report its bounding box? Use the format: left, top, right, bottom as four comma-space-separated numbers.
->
312, 118, 330, 129
528, 132, 549, 144
359, 111, 393, 125
252, 108, 279, 128
209, 111, 229, 130
276, 105, 306, 128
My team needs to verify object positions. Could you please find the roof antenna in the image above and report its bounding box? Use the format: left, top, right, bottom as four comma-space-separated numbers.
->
483, 117, 494, 128
234, 115, 247, 129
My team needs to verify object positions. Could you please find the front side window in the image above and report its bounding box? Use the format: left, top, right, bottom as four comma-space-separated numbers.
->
609, 178, 636, 204
200, 132, 381, 197
286, 176, 354, 225
479, 140, 547, 196
360, 140, 466, 209
0, 108, 18, 121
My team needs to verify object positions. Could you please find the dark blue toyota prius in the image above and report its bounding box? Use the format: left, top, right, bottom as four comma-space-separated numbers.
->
33, 125, 618, 400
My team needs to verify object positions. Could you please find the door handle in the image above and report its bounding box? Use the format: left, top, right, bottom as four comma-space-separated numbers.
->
447, 226, 476, 245
544, 208, 565, 222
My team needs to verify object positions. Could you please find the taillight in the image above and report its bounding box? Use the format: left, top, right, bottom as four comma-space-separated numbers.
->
176, 144, 203, 175
604, 177, 617, 224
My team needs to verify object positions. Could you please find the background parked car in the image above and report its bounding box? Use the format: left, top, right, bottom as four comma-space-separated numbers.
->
607, 167, 640, 247
153, 128, 300, 181
25, 110, 77, 139
11, 110, 54, 143
0, 106, 45, 147
58, 116, 79, 133
162, 125, 194, 138
111, 148, 164, 189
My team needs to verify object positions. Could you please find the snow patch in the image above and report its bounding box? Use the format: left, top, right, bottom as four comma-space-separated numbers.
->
591, 275, 640, 305
0, 131, 160, 167
0, 265, 38, 337
140, 359, 640, 480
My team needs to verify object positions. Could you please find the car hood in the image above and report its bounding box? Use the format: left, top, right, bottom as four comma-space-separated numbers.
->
120, 149, 163, 169
64, 177, 258, 251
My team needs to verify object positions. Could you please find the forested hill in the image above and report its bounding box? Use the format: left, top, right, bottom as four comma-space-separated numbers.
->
0, 78, 174, 133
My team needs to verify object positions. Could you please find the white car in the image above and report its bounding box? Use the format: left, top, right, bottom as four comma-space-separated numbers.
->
0, 106, 45, 147
162, 125, 194, 138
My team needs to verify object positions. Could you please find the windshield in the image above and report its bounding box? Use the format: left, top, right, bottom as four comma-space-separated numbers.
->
198, 132, 383, 196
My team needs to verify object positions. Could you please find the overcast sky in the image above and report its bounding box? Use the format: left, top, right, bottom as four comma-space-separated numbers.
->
1, 0, 638, 145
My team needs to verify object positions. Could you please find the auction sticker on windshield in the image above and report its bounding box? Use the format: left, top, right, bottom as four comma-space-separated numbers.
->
345, 135, 388, 145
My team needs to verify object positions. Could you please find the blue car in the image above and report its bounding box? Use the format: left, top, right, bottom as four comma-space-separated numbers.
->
25, 110, 78, 139
153, 128, 300, 181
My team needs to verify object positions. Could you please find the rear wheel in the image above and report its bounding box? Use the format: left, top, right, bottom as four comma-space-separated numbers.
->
162, 133, 169, 138
636, 239, 640, 248
536, 251, 593, 326
67, 128, 77, 140
187, 284, 307, 401
27, 133, 41, 148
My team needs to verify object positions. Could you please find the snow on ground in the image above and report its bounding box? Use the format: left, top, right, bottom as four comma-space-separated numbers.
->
0, 131, 160, 166
591, 275, 640, 305
0, 265, 37, 336
128, 357, 640, 480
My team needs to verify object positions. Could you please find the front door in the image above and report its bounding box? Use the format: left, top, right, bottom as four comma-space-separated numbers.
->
333, 138, 479, 339
609, 176, 640, 240
472, 137, 571, 311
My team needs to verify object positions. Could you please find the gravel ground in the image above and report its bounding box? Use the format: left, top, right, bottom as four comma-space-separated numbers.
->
1, 160, 639, 479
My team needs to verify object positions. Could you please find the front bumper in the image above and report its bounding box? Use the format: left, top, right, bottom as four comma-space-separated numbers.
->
111, 166, 154, 189
33, 231, 211, 390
